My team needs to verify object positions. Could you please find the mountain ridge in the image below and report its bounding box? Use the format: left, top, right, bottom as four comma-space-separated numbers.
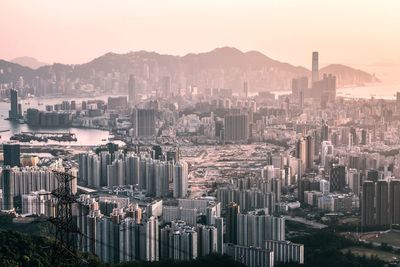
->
10, 56, 48, 69
1, 47, 378, 90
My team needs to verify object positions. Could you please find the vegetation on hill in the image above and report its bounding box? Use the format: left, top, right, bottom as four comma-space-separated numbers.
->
0, 225, 390, 267
279, 230, 387, 267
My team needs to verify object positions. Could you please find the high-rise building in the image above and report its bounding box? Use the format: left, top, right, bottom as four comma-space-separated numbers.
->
243, 81, 249, 98
361, 129, 368, 145
128, 74, 136, 104
313, 74, 337, 105
173, 161, 188, 198
367, 169, 379, 182
160, 221, 197, 261
107, 96, 128, 110
162, 76, 171, 98
226, 202, 240, 244
215, 217, 224, 254
297, 179, 311, 203
321, 122, 329, 141
296, 137, 307, 172
375, 180, 389, 226
125, 153, 140, 186
306, 135, 314, 171
291, 76, 308, 101
312, 52, 319, 84
225, 243, 274, 267
133, 109, 156, 138
3, 143, 21, 167
330, 164, 346, 192
152, 145, 162, 160
320, 179, 330, 195
265, 240, 304, 264
390, 179, 400, 225
361, 181, 375, 227
154, 160, 169, 197
348, 169, 361, 196
1, 167, 13, 210
87, 154, 101, 188
224, 114, 249, 142
166, 148, 180, 163
237, 213, 285, 247
100, 151, 112, 187
296, 135, 315, 172
8, 89, 21, 120
197, 225, 218, 256
321, 141, 334, 169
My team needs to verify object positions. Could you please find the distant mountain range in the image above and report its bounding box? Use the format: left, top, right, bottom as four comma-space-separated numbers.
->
11, 56, 48, 69
0, 47, 379, 91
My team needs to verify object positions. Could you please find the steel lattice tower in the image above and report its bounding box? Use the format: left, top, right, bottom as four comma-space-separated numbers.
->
49, 171, 81, 266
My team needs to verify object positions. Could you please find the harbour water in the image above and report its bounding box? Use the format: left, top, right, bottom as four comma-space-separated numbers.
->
272, 83, 400, 100
1, 84, 399, 146
0, 95, 127, 146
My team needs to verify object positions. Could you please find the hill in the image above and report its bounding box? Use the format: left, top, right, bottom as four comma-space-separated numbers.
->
11, 56, 48, 69
320, 64, 379, 87
0, 47, 378, 91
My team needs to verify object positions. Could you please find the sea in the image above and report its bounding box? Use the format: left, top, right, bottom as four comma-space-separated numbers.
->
1, 84, 400, 146
272, 83, 400, 100
0, 94, 127, 146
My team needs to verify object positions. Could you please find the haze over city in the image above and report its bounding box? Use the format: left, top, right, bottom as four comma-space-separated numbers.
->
2, 1, 400, 267
2, 0, 400, 82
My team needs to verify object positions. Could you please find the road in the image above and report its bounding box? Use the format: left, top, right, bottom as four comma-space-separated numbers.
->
284, 215, 328, 229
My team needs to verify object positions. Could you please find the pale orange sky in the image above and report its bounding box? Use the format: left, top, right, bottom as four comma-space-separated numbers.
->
1, 0, 400, 71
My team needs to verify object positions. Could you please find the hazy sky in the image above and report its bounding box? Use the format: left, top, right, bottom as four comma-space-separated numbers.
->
1, 0, 400, 69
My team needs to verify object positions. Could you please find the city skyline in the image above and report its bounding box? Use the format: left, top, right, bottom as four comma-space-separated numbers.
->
2, 2, 400, 267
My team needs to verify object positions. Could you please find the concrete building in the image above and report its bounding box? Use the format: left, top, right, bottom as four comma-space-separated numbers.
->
225, 243, 274, 267
375, 180, 389, 226
265, 240, 304, 264
224, 114, 249, 142
173, 161, 188, 198
133, 109, 156, 138
361, 181, 375, 227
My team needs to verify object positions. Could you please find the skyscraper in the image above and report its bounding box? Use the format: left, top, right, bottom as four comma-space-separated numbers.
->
173, 161, 188, 198
361, 181, 375, 227
321, 141, 334, 169
224, 243, 274, 267
1, 167, 14, 210
132, 109, 156, 138
321, 122, 329, 141
3, 143, 21, 167
296, 137, 306, 169
348, 168, 361, 196
243, 81, 249, 98
306, 135, 314, 171
291, 76, 308, 101
8, 89, 21, 120
375, 180, 389, 226
265, 240, 304, 264
312, 52, 319, 84
330, 164, 346, 192
162, 76, 171, 98
390, 179, 400, 225
226, 202, 240, 244
224, 114, 249, 142
128, 74, 136, 104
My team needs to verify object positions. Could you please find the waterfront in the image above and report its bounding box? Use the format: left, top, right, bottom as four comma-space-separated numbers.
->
272, 83, 400, 100
0, 95, 127, 146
